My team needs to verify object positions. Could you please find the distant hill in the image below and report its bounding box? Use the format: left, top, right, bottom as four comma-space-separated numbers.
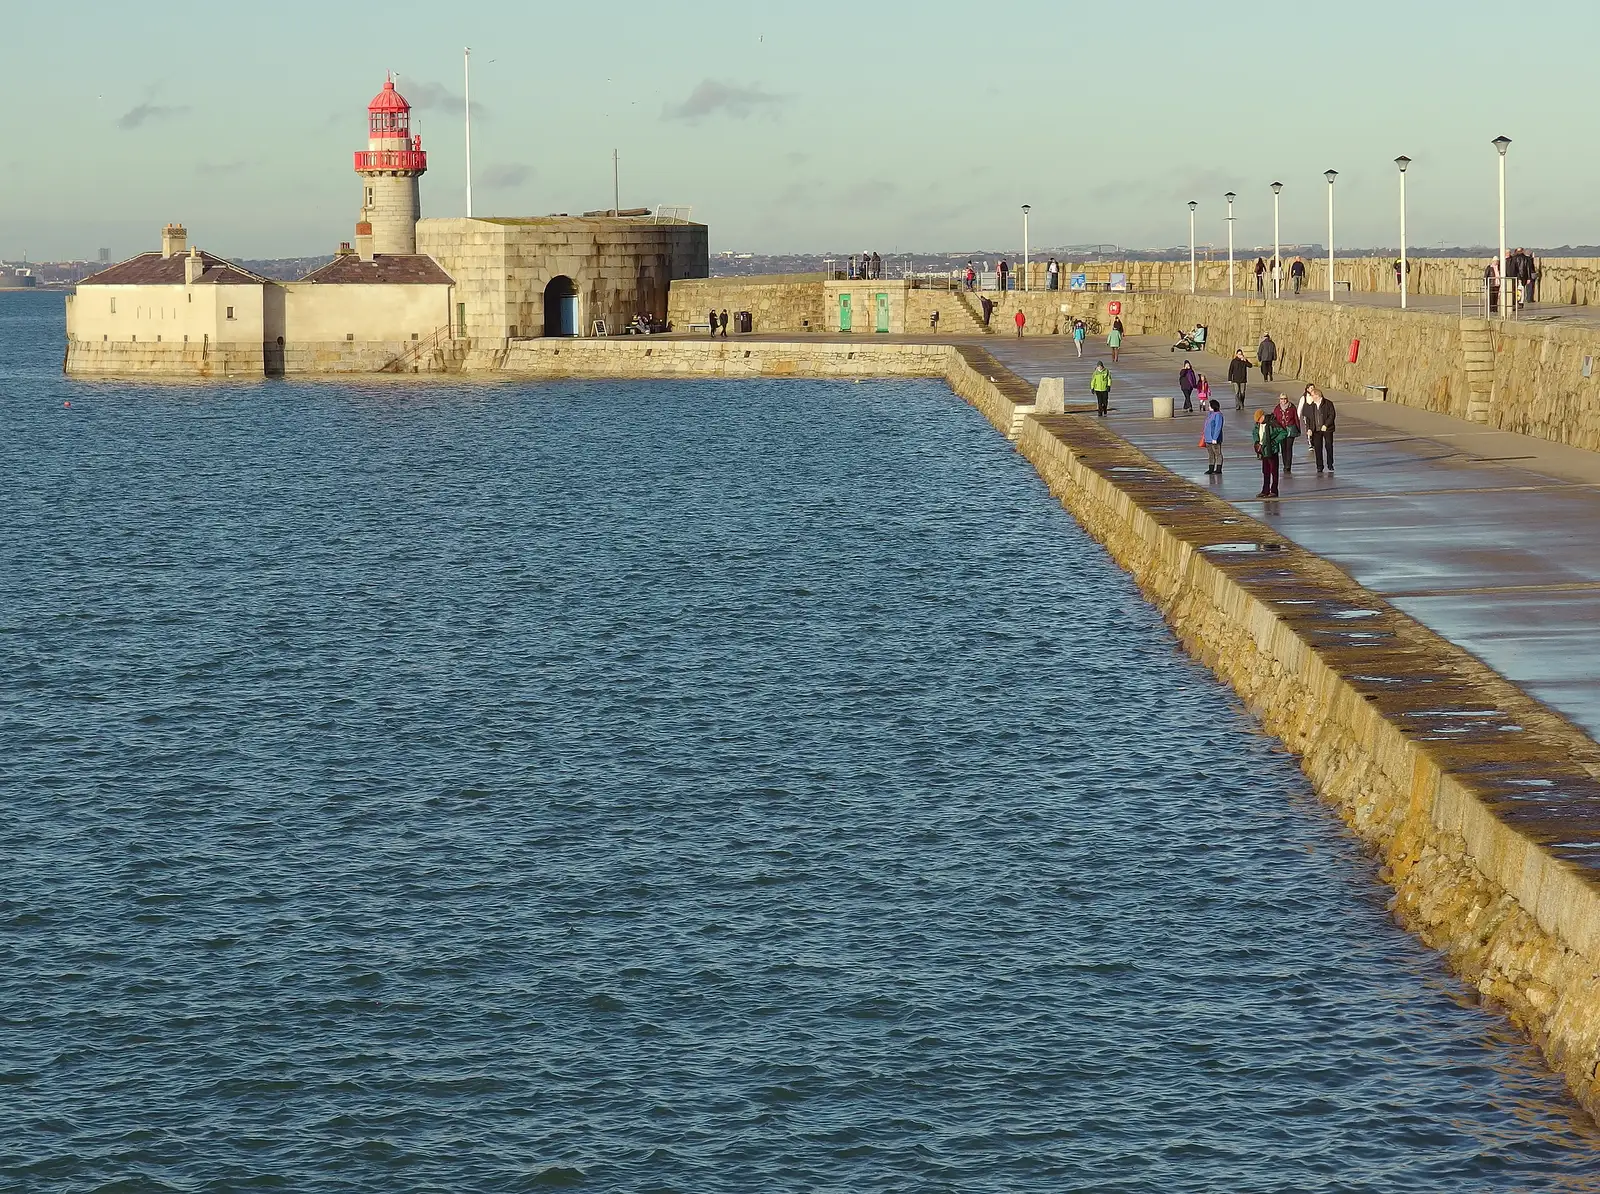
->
237, 256, 334, 281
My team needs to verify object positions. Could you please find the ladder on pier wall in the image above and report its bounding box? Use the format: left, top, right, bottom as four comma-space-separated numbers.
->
1460, 318, 1495, 423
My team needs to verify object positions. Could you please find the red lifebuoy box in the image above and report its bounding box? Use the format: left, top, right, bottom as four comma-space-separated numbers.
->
1348, 338, 1361, 363
1108, 300, 1123, 317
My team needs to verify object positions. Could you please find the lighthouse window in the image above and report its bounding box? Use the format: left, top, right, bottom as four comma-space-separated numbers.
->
109, 298, 116, 314
226, 306, 235, 320
365, 187, 374, 207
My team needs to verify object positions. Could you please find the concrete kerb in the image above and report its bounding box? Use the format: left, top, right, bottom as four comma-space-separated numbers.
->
483, 334, 1600, 1116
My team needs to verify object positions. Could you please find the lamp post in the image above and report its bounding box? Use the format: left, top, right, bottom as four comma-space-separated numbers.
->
1188, 201, 1197, 294
1325, 169, 1338, 302
1225, 192, 1236, 297
1395, 156, 1410, 310
1270, 182, 1283, 298
1493, 136, 1511, 313
1022, 204, 1031, 292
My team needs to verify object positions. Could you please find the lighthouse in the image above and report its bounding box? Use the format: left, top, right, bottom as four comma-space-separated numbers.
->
354, 76, 427, 255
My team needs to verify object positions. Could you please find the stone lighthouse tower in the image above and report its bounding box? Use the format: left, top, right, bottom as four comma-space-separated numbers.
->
354, 76, 427, 255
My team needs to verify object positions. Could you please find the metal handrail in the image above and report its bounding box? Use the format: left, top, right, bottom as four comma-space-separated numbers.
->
381, 323, 456, 372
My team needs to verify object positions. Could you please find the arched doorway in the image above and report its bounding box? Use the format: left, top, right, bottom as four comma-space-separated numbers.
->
544, 276, 579, 337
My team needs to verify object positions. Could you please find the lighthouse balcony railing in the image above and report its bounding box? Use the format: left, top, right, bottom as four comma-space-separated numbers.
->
353, 149, 428, 172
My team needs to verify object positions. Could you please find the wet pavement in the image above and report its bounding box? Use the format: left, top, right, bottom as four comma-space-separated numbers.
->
975, 334, 1600, 742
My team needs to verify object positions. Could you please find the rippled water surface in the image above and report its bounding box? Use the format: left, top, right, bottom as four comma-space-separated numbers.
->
2, 295, 1597, 1191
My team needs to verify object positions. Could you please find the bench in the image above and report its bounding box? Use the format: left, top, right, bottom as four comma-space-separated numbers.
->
1334, 279, 1353, 292
1363, 384, 1388, 401
689, 321, 713, 333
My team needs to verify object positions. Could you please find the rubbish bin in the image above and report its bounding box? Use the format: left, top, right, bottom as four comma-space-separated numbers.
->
1151, 395, 1174, 419
737, 311, 753, 333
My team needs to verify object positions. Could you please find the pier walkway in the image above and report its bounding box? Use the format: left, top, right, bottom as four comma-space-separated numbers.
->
1185, 285, 1600, 329
977, 334, 1600, 743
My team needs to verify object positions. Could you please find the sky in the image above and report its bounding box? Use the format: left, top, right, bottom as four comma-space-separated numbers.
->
3, 0, 1597, 261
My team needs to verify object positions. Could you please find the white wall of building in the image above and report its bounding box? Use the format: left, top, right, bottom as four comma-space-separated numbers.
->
66, 283, 264, 347
283, 282, 452, 343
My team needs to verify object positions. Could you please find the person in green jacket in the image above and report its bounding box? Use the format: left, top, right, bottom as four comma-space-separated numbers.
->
1090, 362, 1112, 415
1252, 407, 1289, 497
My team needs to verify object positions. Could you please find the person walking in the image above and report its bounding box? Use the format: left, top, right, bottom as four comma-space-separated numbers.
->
1252, 408, 1287, 498
872, 251, 882, 280
1297, 386, 1320, 466
1202, 398, 1224, 476
1195, 373, 1211, 413
998, 259, 1010, 292
1290, 256, 1306, 294
707, 308, 718, 338
1271, 392, 1301, 474
1108, 319, 1123, 362
1014, 308, 1026, 338
1227, 348, 1252, 409
1257, 332, 1277, 383
1072, 318, 1086, 357
1179, 359, 1198, 412
1090, 361, 1112, 415
718, 309, 730, 338
1047, 257, 1060, 290
1254, 257, 1267, 295
980, 295, 994, 327
1306, 384, 1337, 473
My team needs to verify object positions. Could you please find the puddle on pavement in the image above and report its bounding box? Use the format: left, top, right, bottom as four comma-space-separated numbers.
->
1201, 541, 1287, 554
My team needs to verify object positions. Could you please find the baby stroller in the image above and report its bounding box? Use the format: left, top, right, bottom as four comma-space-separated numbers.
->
1172, 325, 1207, 352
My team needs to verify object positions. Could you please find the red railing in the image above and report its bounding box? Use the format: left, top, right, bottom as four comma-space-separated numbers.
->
353, 149, 428, 172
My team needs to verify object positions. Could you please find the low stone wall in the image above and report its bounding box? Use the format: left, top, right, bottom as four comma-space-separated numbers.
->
1015, 256, 1600, 304
63, 338, 457, 377
279, 340, 450, 374
64, 339, 266, 378
496, 337, 950, 378
666, 276, 826, 334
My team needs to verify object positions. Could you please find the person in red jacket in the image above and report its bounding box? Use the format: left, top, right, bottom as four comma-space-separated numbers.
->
1014, 309, 1026, 338
1271, 392, 1302, 474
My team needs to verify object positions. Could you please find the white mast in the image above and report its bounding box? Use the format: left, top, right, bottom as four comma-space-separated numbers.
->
464, 47, 474, 218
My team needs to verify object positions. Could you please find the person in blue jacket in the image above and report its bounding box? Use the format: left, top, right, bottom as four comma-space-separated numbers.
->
1202, 399, 1224, 475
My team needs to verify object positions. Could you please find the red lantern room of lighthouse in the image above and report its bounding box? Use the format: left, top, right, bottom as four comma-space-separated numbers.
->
353, 76, 428, 255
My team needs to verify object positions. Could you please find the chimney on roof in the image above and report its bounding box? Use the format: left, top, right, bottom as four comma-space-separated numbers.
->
354, 221, 374, 263
336, 241, 355, 256
161, 223, 187, 259
184, 245, 203, 285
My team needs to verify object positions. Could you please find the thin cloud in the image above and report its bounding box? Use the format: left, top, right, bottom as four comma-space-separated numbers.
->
402, 79, 487, 119
118, 101, 188, 130
663, 80, 784, 122
480, 164, 533, 188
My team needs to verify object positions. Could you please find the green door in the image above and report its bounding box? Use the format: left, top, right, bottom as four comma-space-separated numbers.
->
875, 292, 890, 333
839, 293, 852, 332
